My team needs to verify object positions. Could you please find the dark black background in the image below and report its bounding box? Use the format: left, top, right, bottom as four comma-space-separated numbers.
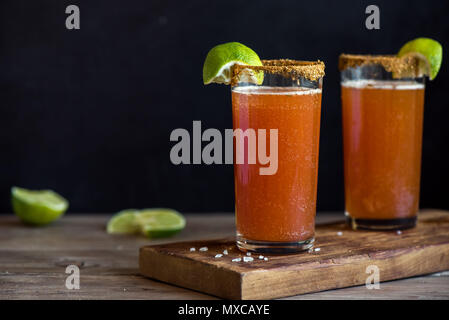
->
0, 0, 448, 214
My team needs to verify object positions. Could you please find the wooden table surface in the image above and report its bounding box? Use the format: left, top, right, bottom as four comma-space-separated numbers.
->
1, 213, 448, 300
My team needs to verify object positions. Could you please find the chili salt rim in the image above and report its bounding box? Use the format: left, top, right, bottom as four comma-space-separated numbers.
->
231, 59, 325, 86
339, 54, 423, 79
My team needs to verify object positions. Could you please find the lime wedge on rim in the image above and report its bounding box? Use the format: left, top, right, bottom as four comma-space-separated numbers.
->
136, 208, 185, 239
106, 209, 140, 234
11, 186, 68, 225
203, 42, 264, 85
398, 37, 443, 80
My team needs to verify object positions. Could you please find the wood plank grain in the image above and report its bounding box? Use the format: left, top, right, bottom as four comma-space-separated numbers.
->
1, 211, 448, 299
139, 210, 449, 299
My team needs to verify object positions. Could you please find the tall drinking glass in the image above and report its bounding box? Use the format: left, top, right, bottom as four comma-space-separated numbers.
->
339, 54, 425, 230
231, 60, 325, 253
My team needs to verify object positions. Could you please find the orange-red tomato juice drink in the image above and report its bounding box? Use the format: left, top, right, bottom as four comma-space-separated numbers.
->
231, 60, 325, 253
340, 54, 425, 230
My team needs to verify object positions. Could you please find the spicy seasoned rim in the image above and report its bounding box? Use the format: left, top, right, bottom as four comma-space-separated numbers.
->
231, 59, 325, 86
339, 54, 424, 79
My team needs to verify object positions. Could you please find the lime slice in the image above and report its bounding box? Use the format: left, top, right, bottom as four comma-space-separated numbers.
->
11, 186, 68, 225
203, 42, 263, 85
398, 38, 443, 80
106, 209, 140, 234
136, 208, 185, 238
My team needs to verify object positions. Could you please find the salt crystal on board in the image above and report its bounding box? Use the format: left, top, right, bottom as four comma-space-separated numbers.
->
314, 248, 321, 252
396, 230, 402, 235
243, 257, 254, 262
223, 249, 228, 255
259, 255, 264, 260
199, 247, 208, 252
190, 247, 196, 252
215, 254, 223, 258
337, 231, 343, 236
232, 258, 241, 262
264, 257, 268, 261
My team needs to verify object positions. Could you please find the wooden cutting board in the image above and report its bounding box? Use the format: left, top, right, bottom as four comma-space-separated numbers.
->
139, 210, 449, 299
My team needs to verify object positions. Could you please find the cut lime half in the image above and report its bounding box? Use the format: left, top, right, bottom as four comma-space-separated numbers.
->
136, 208, 186, 238
11, 186, 69, 225
203, 42, 264, 85
107, 209, 140, 234
398, 37, 443, 80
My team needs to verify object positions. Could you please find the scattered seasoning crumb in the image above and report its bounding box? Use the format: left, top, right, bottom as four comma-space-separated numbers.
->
246, 252, 251, 256
243, 257, 254, 262
396, 230, 402, 235
190, 247, 196, 252
264, 257, 268, 261
215, 254, 223, 258
259, 255, 264, 260
314, 248, 321, 252
337, 231, 343, 236
199, 247, 208, 252
123, 288, 127, 292
232, 60, 325, 86
223, 249, 228, 255
232, 258, 241, 262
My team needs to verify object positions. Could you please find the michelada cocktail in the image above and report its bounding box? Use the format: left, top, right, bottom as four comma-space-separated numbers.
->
203, 43, 325, 253
339, 38, 442, 230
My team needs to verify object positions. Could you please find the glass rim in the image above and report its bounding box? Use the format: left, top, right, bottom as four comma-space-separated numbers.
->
231, 59, 325, 85
339, 53, 423, 78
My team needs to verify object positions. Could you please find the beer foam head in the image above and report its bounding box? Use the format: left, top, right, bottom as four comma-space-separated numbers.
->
232, 86, 322, 95
341, 80, 424, 90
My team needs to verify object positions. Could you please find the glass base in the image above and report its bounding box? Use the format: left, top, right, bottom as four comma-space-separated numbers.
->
236, 235, 314, 254
345, 212, 417, 231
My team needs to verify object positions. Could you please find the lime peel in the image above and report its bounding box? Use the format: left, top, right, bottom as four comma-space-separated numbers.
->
106, 209, 140, 234
398, 37, 443, 80
137, 208, 186, 239
204, 61, 240, 85
203, 42, 264, 85
107, 208, 185, 239
11, 186, 68, 225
